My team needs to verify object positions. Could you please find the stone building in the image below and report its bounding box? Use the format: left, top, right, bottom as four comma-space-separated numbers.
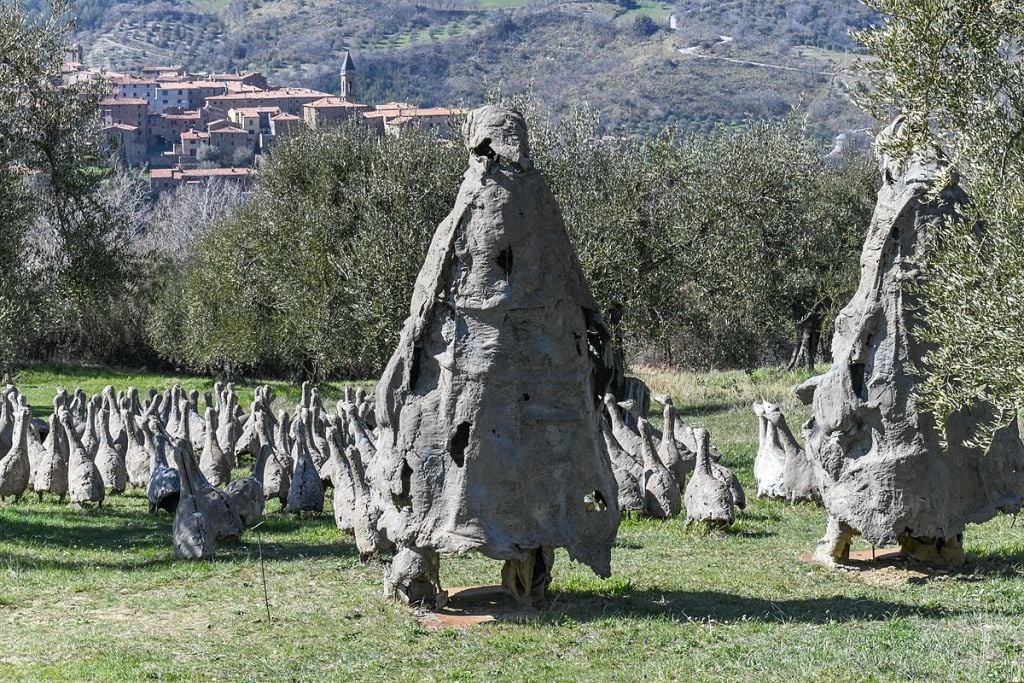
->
302, 97, 368, 128
100, 97, 149, 136
205, 88, 332, 119
109, 76, 158, 107
150, 166, 252, 195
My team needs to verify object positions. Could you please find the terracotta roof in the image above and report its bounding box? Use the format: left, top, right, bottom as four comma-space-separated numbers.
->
404, 107, 466, 117
304, 97, 366, 109
224, 83, 264, 93
181, 130, 211, 141
105, 123, 139, 132
210, 126, 249, 135
207, 119, 231, 130
210, 71, 262, 81
181, 167, 251, 178
101, 97, 148, 106
157, 81, 226, 90
230, 106, 282, 116
206, 88, 331, 103
369, 107, 467, 125
151, 167, 252, 182
271, 112, 300, 121
110, 76, 157, 86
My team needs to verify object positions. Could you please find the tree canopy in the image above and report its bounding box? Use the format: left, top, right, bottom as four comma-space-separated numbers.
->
856, 1, 1024, 433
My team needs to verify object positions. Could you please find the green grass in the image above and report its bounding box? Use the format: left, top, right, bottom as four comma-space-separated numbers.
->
3, 364, 1024, 680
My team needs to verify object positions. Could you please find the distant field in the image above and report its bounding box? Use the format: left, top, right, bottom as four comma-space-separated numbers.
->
190, 0, 232, 14
474, 0, 531, 8
623, 0, 675, 20
3, 363, 1024, 679
795, 44, 870, 69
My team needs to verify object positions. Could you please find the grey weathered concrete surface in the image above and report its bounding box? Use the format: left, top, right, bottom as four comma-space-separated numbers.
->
801, 118, 1024, 566
372, 105, 620, 605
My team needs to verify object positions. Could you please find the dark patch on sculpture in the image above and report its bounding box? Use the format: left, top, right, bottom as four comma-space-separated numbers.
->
849, 362, 867, 401
409, 346, 422, 392
496, 246, 513, 281
449, 422, 471, 468
472, 137, 495, 160
393, 460, 413, 509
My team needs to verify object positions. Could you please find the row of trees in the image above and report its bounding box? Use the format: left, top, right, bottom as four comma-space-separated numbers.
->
2, 0, 880, 382
142, 101, 877, 380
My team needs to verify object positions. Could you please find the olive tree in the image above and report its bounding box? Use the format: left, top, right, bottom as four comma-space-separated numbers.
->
150, 122, 464, 379
856, 1, 1024, 431
1, 0, 141, 363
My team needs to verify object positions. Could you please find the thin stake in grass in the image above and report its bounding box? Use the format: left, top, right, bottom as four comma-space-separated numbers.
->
253, 521, 271, 623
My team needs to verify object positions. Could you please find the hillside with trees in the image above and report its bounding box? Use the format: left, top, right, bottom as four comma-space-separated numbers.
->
52, 0, 877, 136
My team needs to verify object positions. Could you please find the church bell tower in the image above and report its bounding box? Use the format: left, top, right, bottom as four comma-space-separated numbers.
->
340, 50, 355, 102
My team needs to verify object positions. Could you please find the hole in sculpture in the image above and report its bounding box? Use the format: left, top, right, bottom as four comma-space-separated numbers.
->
473, 137, 495, 160
584, 490, 608, 512
522, 393, 530, 401
409, 346, 422, 391
450, 422, 471, 467
496, 246, 514, 281
393, 461, 413, 510
850, 362, 867, 401
574, 333, 583, 356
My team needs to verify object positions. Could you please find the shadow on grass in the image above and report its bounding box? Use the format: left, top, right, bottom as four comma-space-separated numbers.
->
429, 584, 965, 626
538, 588, 960, 624
0, 505, 357, 568
951, 552, 1024, 580
2, 550, 179, 572
721, 527, 776, 539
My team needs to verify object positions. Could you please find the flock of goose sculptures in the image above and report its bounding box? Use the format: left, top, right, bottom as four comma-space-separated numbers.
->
0, 379, 802, 555
0, 382, 382, 559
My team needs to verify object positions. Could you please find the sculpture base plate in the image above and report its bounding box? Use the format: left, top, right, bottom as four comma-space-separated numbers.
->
417, 585, 534, 630
799, 548, 904, 565
800, 547, 943, 587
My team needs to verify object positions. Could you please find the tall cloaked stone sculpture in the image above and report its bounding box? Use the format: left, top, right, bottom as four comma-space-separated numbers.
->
373, 105, 621, 606
800, 118, 1024, 567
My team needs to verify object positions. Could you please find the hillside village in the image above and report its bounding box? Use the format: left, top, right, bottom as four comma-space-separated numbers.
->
62, 45, 463, 195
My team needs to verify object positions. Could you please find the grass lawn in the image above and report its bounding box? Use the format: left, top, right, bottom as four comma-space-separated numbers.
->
3, 364, 1024, 680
